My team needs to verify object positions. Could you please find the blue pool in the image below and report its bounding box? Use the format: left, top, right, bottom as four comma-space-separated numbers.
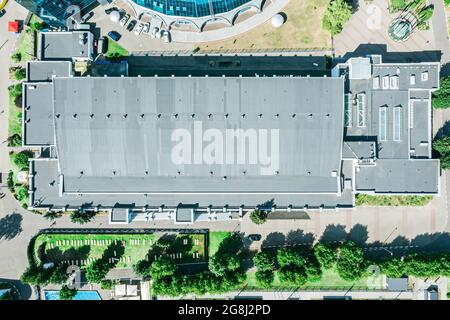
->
44, 290, 102, 300
132, 0, 251, 18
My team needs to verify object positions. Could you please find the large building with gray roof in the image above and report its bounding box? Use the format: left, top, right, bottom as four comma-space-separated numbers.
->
21, 38, 441, 224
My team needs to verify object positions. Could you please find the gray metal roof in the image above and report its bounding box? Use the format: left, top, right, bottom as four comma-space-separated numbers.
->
39, 31, 93, 61
26, 61, 72, 82
30, 159, 354, 209
410, 100, 431, 158
387, 278, 408, 291
52, 76, 344, 194
23, 83, 55, 146
355, 159, 439, 193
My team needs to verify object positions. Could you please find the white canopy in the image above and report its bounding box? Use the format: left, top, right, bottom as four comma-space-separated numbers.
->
271, 14, 285, 28
110, 11, 120, 23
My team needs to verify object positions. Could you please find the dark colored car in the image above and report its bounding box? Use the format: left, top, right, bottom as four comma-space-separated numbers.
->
107, 31, 121, 42
126, 19, 137, 32
247, 234, 262, 241
0, 9, 5, 18
105, 7, 117, 14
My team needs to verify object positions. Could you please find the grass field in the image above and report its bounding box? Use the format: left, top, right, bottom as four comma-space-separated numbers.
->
245, 268, 385, 289
34, 233, 206, 269
105, 38, 129, 59
8, 85, 22, 141
198, 0, 331, 51
208, 231, 232, 257
16, 28, 34, 62
355, 194, 433, 206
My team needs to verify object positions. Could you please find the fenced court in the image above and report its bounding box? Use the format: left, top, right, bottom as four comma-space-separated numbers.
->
33, 232, 206, 268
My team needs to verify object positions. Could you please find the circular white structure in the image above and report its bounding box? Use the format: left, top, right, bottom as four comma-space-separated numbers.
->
271, 13, 285, 28
110, 10, 121, 23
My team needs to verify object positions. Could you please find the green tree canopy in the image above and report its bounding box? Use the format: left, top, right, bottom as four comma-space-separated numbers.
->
150, 257, 178, 279
314, 243, 338, 269
253, 251, 276, 271
249, 209, 269, 224
432, 77, 450, 109
322, 0, 353, 36
12, 151, 33, 170
336, 241, 365, 281
70, 210, 96, 224
255, 270, 274, 288
85, 259, 109, 284
59, 285, 77, 300
433, 135, 450, 169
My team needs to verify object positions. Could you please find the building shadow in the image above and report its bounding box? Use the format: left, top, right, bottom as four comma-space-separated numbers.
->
0, 278, 32, 300
337, 43, 442, 64
0, 213, 23, 241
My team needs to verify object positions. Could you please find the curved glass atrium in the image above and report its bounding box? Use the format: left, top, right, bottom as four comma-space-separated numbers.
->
132, 0, 252, 18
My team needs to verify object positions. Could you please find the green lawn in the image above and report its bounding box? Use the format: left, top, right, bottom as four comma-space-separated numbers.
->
8, 85, 22, 142
208, 231, 231, 257
34, 233, 206, 269
355, 194, 433, 206
105, 38, 129, 59
16, 27, 34, 62
245, 268, 385, 290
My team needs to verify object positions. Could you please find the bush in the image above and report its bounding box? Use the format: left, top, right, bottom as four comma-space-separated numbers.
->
12, 151, 33, 170
70, 210, 96, 224
14, 68, 26, 81
59, 285, 77, 300
30, 22, 43, 31
355, 194, 433, 206
390, 0, 407, 11
433, 135, 450, 170
322, 0, 353, 36
101, 279, 113, 290
7, 170, 15, 192
43, 211, 62, 221
8, 134, 22, 147
336, 241, 365, 281
417, 5, 434, 22
250, 209, 268, 224
15, 185, 28, 202
11, 52, 21, 63
433, 77, 450, 109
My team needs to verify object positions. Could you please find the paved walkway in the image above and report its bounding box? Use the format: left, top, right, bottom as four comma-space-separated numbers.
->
429, 0, 450, 75
334, 0, 436, 58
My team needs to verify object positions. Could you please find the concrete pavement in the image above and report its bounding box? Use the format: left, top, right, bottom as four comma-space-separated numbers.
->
429, 0, 450, 75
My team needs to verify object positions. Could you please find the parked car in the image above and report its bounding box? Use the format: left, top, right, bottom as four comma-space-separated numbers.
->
142, 23, 150, 34
247, 234, 262, 241
134, 22, 144, 35
119, 13, 130, 27
81, 11, 94, 23
162, 30, 171, 43
107, 30, 121, 42
151, 27, 159, 38
126, 19, 137, 32
156, 28, 164, 39
0, 9, 6, 18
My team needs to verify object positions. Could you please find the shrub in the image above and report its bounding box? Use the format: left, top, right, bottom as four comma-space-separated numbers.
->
432, 77, 450, 109
101, 279, 113, 290
11, 52, 21, 63
7, 170, 15, 192
16, 185, 28, 202
30, 22, 43, 31
14, 68, 26, 81
336, 241, 365, 281
417, 5, 434, 22
59, 285, 77, 300
390, 0, 407, 11
250, 209, 269, 224
322, 0, 353, 36
12, 151, 33, 170
8, 134, 22, 147
43, 211, 62, 221
70, 210, 96, 224
433, 135, 450, 170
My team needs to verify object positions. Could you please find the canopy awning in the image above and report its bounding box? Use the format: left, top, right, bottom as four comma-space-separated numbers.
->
8, 21, 19, 33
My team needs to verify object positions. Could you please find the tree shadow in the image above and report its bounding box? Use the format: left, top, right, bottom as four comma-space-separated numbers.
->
0, 213, 23, 240
44, 245, 91, 264
285, 229, 315, 246
433, 120, 450, 140
261, 232, 286, 248
320, 224, 347, 242
102, 241, 126, 268
348, 224, 369, 246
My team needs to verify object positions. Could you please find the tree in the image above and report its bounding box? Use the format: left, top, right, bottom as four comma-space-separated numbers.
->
70, 210, 96, 224
433, 77, 450, 109
150, 257, 177, 279
322, 0, 353, 36
133, 259, 152, 277
314, 243, 337, 269
16, 185, 28, 202
49, 264, 69, 284
255, 270, 274, 288
433, 135, 450, 169
278, 265, 308, 286
30, 22, 43, 31
43, 211, 62, 221
250, 209, 269, 224
336, 241, 365, 281
85, 259, 109, 284
59, 285, 77, 300
12, 151, 33, 170
253, 251, 275, 271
